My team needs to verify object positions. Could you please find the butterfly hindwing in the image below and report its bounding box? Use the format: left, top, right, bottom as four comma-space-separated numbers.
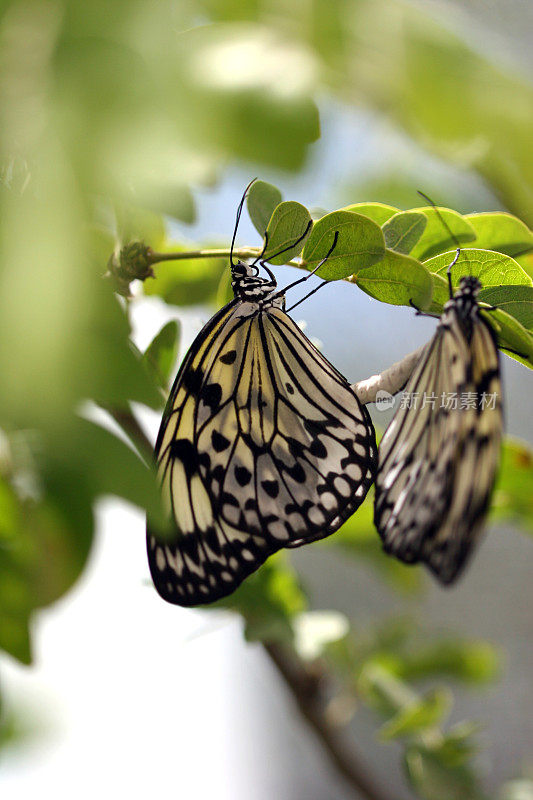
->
374, 281, 502, 584
148, 297, 377, 606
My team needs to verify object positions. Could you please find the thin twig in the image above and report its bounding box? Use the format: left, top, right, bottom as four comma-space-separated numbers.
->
264, 642, 391, 800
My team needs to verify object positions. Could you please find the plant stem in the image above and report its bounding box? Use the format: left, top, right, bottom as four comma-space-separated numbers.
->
147, 246, 303, 271
264, 642, 392, 800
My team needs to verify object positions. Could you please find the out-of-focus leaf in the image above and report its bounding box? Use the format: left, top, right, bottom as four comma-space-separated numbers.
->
358, 661, 418, 716
478, 286, 533, 331
263, 201, 312, 264
41, 419, 165, 528
404, 743, 486, 800
293, 611, 350, 661
247, 180, 283, 236
115, 204, 166, 249
382, 212, 427, 255
302, 211, 385, 279
465, 213, 533, 260
143, 243, 228, 306
499, 780, 533, 800
341, 202, 399, 225
492, 439, 533, 529
170, 24, 320, 170
397, 639, 501, 685
212, 553, 307, 644
355, 249, 433, 309
437, 722, 480, 768
379, 687, 452, 741
0, 474, 93, 664
323, 498, 423, 593
143, 320, 180, 391
410, 208, 477, 261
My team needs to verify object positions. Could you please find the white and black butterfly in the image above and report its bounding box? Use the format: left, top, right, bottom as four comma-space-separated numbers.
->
374, 251, 502, 584
147, 187, 377, 605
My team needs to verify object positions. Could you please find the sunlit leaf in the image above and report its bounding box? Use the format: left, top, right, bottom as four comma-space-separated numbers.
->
247, 180, 283, 236
341, 202, 399, 225
410, 208, 477, 261
302, 211, 385, 279
382, 211, 427, 255
263, 201, 312, 264
478, 285, 533, 331
355, 249, 433, 309
465, 213, 533, 259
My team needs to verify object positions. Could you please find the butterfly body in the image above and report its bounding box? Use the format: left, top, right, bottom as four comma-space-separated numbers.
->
374, 276, 502, 584
148, 260, 377, 605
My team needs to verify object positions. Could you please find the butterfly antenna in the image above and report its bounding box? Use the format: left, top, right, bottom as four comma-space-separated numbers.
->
230, 178, 257, 268
252, 219, 312, 268
277, 230, 339, 308
417, 190, 461, 299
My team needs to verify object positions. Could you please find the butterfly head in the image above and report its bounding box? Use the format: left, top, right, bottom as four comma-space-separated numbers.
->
457, 276, 482, 296
231, 260, 278, 304
445, 275, 482, 318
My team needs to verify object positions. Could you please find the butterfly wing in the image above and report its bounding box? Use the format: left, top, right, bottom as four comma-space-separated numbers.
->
147, 301, 377, 606
374, 308, 502, 584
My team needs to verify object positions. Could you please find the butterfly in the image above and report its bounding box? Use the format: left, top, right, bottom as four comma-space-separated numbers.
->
374, 249, 503, 584
147, 186, 377, 606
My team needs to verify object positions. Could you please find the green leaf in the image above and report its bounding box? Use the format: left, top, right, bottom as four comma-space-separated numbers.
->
410, 208, 477, 261
302, 211, 385, 280
341, 202, 399, 225
143, 244, 228, 306
382, 211, 427, 254
143, 320, 180, 391
492, 439, 533, 529
263, 201, 312, 264
404, 744, 486, 800
431, 249, 532, 287
465, 212, 533, 259
478, 285, 533, 331
398, 639, 501, 684
324, 497, 423, 593
247, 180, 283, 236
379, 687, 452, 741
0, 474, 93, 664
485, 308, 533, 369
355, 249, 433, 309
212, 553, 307, 644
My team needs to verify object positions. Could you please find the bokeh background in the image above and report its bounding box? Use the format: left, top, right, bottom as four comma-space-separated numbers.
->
0, 1, 532, 799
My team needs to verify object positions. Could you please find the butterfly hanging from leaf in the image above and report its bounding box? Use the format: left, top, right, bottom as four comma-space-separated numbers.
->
147, 182, 377, 605
374, 218, 503, 584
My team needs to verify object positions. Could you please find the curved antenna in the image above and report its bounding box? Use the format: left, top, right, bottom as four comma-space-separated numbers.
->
252, 218, 313, 279
417, 190, 461, 299
273, 230, 339, 307
230, 178, 257, 268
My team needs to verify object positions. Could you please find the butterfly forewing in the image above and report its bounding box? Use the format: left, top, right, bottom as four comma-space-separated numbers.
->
148, 283, 377, 606
374, 283, 502, 584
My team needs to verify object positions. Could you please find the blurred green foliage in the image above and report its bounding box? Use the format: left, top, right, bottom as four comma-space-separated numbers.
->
0, 0, 532, 798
